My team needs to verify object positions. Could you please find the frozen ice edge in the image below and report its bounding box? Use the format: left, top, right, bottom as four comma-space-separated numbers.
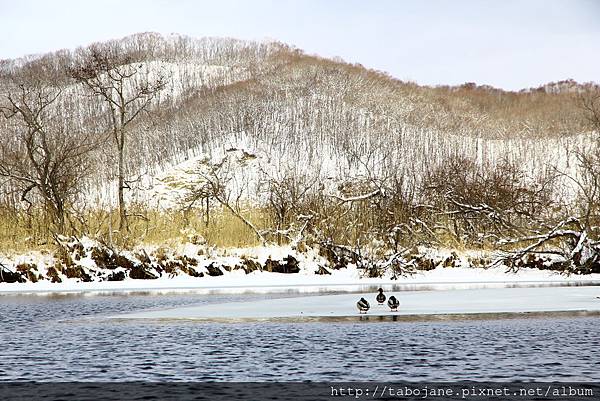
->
2, 278, 600, 297
108, 286, 600, 322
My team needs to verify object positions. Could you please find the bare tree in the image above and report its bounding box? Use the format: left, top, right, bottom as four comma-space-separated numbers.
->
166, 151, 268, 245
0, 68, 96, 234
421, 157, 557, 247
258, 164, 319, 245
69, 45, 166, 233
579, 87, 600, 132
491, 91, 600, 274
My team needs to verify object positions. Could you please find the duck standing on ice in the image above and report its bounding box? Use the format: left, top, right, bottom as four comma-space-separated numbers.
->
388, 295, 400, 312
357, 298, 370, 314
376, 288, 386, 305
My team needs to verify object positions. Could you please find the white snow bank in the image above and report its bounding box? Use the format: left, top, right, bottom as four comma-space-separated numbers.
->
113, 286, 600, 321
2, 264, 599, 295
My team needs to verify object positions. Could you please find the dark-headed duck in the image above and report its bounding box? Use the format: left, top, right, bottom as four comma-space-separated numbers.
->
357, 297, 370, 314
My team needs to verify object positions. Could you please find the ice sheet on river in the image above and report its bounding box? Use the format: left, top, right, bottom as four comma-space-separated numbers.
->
114, 286, 600, 321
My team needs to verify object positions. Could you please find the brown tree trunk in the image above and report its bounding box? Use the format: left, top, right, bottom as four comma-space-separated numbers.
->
117, 130, 128, 233
54, 200, 65, 235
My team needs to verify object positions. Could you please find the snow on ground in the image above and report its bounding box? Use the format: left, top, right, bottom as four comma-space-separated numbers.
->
113, 286, 600, 321
1, 264, 599, 295
140, 139, 267, 209
2, 236, 600, 296
130, 130, 379, 210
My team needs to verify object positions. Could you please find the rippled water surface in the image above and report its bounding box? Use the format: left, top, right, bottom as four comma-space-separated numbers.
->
1, 291, 599, 381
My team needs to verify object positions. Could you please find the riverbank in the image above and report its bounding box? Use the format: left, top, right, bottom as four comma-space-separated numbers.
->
3, 236, 600, 295
2, 264, 600, 295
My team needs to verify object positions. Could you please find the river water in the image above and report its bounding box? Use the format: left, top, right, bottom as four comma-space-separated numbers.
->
0, 290, 598, 381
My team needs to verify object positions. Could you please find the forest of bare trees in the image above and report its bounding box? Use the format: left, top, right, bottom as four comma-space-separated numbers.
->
1, 32, 600, 277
